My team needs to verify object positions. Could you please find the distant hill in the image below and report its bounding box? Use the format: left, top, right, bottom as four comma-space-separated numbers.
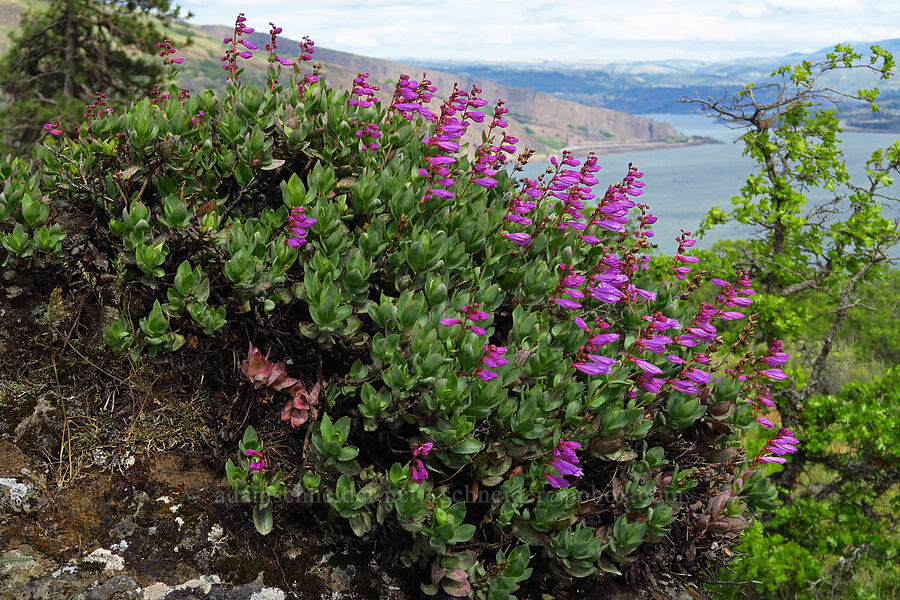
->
409, 40, 900, 122
0, 1, 692, 157
174, 24, 690, 156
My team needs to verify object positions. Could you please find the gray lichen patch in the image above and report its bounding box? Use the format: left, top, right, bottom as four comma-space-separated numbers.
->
0, 474, 43, 514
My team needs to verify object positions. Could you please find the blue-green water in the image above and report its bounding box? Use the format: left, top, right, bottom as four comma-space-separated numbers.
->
522, 113, 900, 254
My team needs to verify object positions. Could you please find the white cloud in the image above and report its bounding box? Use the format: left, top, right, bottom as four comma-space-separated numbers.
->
178, 0, 900, 62
766, 0, 863, 13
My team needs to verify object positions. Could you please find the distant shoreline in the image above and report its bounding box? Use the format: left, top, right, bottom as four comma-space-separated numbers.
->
531, 135, 720, 161
839, 122, 900, 134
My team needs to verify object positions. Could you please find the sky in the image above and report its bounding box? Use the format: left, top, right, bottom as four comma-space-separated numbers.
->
178, 0, 900, 63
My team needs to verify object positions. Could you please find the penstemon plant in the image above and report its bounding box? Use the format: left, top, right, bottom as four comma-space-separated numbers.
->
0, 14, 801, 597
225, 426, 286, 535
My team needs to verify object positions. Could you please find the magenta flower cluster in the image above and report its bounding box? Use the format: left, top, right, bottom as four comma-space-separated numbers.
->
221, 12, 256, 81
501, 150, 611, 247
294, 36, 319, 95
265, 22, 294, 67
82, 92, 115, 122
390, 73, 437, 122
414, 83, 479, 203
43, 121, 63, 136
501, 179, 541, 245
545, 439, 584, 488
440, 303, 491, 335
411, 442, 433, 483
486, 149, 795, 450
349, 72, 380, 108
758, 428, 799, 464
469, 100, 517, 189
672, 230, 699, 280
408, 83, 521, 203
476, 344, 508, 381
355, 122, 382, 151
244, 449, 267, 472
155, 38, 185, 82
286, 206, 317, 248
572, 325, 619, 376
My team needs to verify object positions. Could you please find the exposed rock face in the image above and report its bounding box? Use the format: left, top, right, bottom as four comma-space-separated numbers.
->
0, 451, 394, 600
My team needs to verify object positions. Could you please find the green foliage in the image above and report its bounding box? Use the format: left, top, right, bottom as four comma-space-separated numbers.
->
689, 45, 900, 600
692, 45, 898, 344
224, 426, 286, 535
0, 50, 798, 595
840, 269, 900, 366
715, 367, 900, 600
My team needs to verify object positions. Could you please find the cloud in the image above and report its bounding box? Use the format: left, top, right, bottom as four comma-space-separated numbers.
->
178, 0, 900, 62
766, 0, 863, 13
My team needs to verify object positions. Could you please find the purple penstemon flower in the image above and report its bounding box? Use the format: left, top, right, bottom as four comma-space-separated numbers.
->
244, 449, 267, 472
482, 345, 509, 368
475, 344, 508, 381
501, 232, 531, 246
683, 367, 711, 385
573, 355, 617, 375
670, 379, 699, 395
763, 352, 789, 367
631, 357, 663, 375
758, 456, 787, 464
641, 334, 673, 354
355, 121, 382, 151
628, 284, 657, 301
475, 368, 497, 381
763, 340, 789, 368
756, 417, 775, 428
441, 303, 492, 335
720, 311, 745, 321
43, 122, 63, 136
286, 206, 317, 248
410, 441, 433, 483
471, 177, 498, 189
588, 333, 620, 348
506, 214, 532, 225
638, 374, 664, 393
552, 298, 582, 310
757, 427, 799, 465
587, 283, 624, 303
545, 439, 584, 488
671, 230, 698, 280
644, 313, 681, 332
760, 368, 787, 381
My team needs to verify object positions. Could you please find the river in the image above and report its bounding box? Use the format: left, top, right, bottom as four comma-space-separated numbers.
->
521, 113, 900, 254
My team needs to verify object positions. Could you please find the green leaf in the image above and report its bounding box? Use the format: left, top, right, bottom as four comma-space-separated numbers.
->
451, 437, 483, 455
252, 505, 274, 535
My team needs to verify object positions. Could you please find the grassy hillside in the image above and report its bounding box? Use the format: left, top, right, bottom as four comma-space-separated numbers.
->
0, 0, 690, 156
172, 22, 687, 156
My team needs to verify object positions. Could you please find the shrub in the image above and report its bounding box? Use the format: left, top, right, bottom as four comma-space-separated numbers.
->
0, 18, 797, 596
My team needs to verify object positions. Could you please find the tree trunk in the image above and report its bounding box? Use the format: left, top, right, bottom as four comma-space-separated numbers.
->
63, 7, 75, 99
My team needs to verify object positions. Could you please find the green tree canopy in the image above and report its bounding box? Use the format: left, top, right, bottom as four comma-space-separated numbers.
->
686, 46, 900, 599
0, 0, 182, 153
